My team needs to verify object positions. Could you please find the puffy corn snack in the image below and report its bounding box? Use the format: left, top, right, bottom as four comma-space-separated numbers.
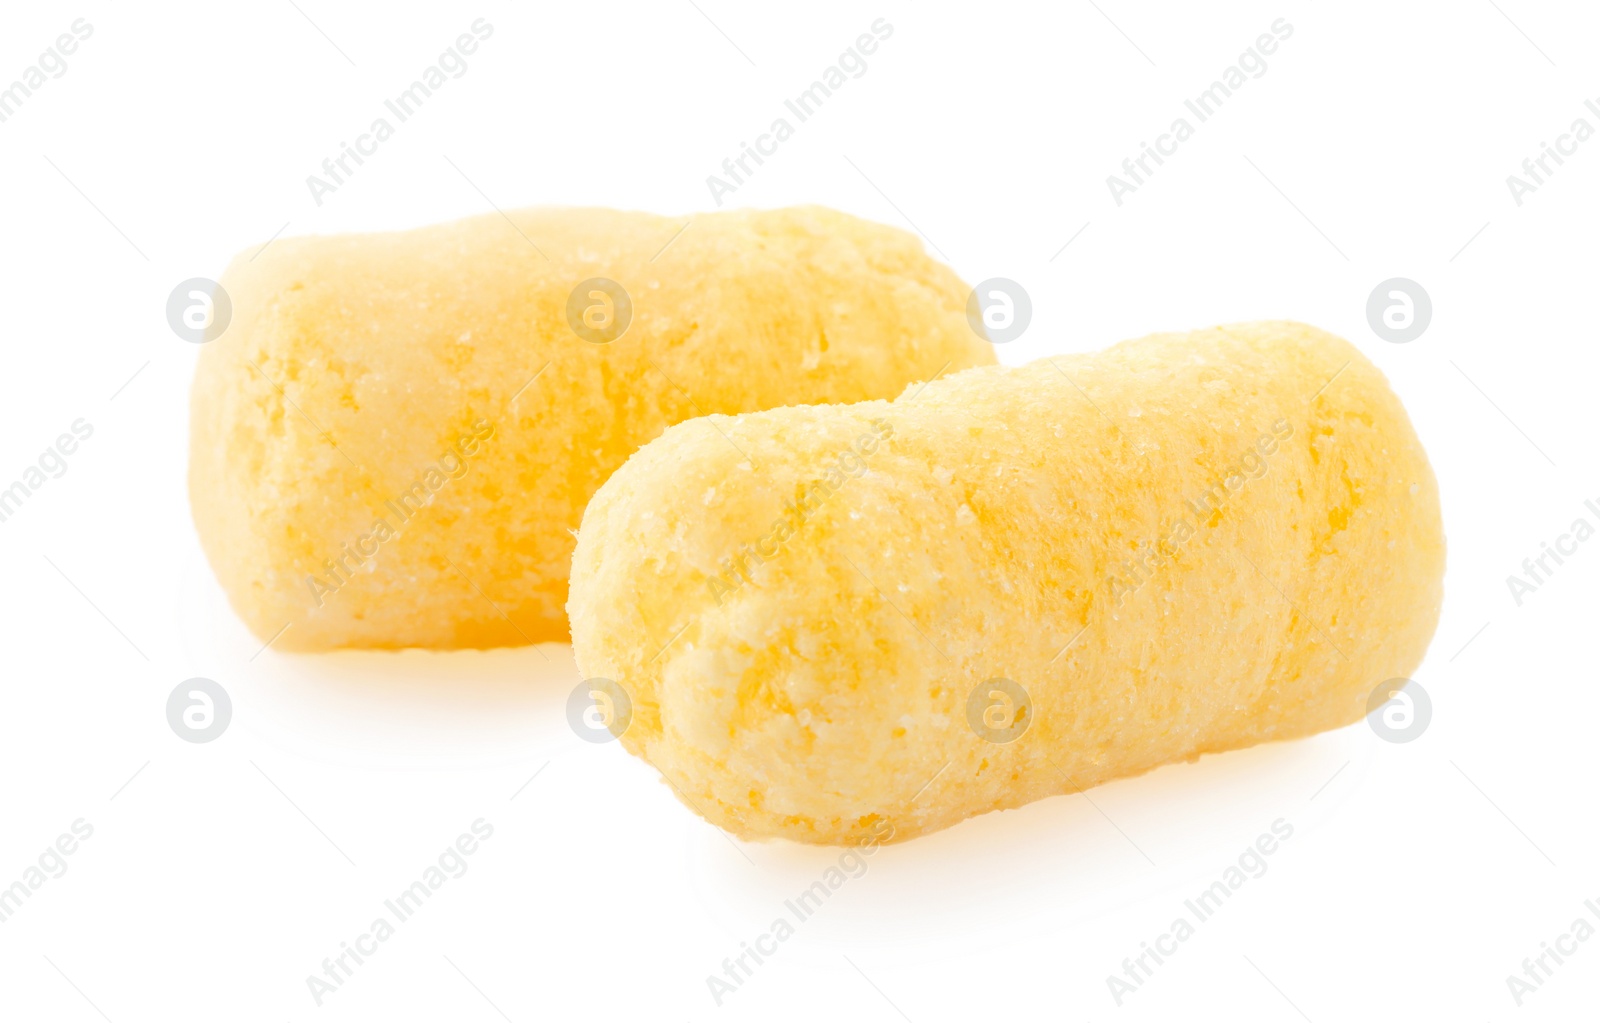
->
568, 321, 1445, 845
189, 205, 994, 649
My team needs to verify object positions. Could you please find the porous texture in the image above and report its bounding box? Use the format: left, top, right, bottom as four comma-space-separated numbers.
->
568, 322, 1446, 845
189, 206, 993, 650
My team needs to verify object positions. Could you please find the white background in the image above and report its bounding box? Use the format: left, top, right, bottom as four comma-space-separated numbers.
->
1, 1, 1596, 1019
